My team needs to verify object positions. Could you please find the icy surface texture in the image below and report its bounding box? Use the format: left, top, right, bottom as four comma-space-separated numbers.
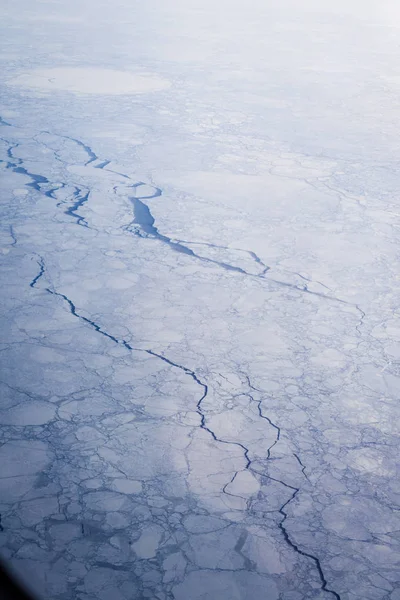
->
1, 1, 400, 599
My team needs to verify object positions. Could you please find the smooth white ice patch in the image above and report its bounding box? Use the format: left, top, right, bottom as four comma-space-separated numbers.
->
83, 491, 129, 511
225, 470, 260, 498
132, 525, 164, 559
111, 478, 143, 494
0, 400, 56, 425
0, 440, 50, 477
8, 68, 171, 95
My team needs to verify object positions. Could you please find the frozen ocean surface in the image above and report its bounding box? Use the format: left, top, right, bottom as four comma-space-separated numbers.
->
1, 1, 400, 599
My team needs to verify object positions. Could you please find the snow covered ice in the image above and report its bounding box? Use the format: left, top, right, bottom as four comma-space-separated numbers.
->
1, 1, 400, 599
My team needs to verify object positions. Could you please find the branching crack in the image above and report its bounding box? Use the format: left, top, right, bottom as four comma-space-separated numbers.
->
39, 266, 341, 599
9, 225, 17, 247
64, 188, 90, 228
30, 257, 45, 288
279, 488, 341, 600
293, 453, 309, 481
122, 181, 366, 330
3, 111, 352, 599
1, 130, 92, 226
245, 376, 340, 599
2, 119, 366, 338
